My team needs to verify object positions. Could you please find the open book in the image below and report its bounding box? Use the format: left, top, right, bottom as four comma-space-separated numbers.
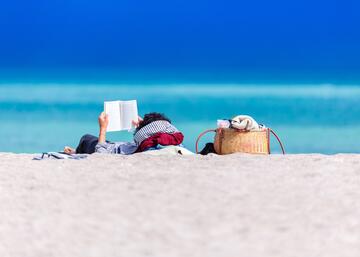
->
104, 100, 138, 132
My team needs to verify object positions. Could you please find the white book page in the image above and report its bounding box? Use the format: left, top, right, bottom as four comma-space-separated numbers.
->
120, 100, 138, 130
104, 101, 121, 132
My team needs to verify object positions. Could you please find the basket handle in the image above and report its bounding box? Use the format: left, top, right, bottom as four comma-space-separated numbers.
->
269, 128, 286, 154
195, 129, 217, 154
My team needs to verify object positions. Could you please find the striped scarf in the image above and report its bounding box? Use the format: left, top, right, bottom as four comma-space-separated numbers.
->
133, 120, 180, 146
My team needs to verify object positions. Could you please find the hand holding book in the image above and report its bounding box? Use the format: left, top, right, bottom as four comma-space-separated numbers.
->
98, 112, 109, 143
132, 116, 143, 128
98, 112, 109, 130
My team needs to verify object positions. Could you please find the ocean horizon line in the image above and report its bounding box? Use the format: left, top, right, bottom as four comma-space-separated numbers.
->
1, 83, 360, 103
1, 67, 360, 85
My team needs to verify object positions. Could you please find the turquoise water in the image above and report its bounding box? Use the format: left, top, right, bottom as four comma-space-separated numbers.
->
1, 83, 360, 154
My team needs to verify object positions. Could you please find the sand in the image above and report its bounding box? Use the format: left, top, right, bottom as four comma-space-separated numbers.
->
0, 152, 359, 257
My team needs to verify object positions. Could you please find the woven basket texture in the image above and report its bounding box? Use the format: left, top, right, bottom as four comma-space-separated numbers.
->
214, 128, 270, 155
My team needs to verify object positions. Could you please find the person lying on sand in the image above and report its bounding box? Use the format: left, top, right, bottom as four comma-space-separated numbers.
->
64, 112, 184, 154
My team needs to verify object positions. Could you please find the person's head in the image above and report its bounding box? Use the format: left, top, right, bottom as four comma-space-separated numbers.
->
135, 112, 171, 133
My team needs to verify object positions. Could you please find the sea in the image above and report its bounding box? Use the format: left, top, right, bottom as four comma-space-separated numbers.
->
1, 72, 360, 154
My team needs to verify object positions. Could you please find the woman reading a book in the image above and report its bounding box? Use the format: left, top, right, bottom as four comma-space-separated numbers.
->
64, 112, 184, 154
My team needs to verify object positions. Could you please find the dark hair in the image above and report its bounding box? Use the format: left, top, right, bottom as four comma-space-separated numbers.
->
135, 112, 171, 133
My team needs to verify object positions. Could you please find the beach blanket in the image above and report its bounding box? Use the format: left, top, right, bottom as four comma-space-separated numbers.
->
33, 152, 88, 160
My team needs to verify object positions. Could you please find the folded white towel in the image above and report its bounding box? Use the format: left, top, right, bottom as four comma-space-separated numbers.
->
231, 115, 261, 131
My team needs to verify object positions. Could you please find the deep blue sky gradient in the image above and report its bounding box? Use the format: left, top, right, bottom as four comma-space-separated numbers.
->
0, 0, 359, 81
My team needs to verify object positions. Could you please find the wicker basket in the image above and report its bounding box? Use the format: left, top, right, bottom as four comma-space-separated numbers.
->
196, 128, 285, 155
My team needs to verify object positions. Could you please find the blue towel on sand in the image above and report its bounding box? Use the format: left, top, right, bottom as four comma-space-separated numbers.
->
33, 152, 88, 160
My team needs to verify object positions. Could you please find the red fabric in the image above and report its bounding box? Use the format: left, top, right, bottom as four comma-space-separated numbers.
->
137, 132, 184, 152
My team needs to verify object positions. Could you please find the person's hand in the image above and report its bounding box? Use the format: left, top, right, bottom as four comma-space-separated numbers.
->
98, 112, 109, 130
132, 116, 143, 128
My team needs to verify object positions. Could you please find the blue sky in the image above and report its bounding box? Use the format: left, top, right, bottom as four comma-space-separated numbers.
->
0, 0, 359, 78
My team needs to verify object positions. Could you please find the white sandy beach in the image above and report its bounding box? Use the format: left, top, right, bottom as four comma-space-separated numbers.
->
0, 153, 359, 257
